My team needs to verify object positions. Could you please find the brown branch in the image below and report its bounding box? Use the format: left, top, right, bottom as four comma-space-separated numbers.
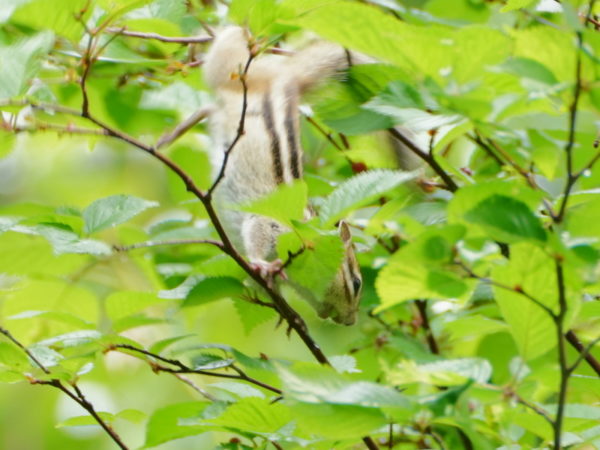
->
553, 260, 569, 449
8, 123, 109, 136
469, 133, 505, 167
555, 30, 584, 223
172, 373, 218, 401
471, 133, 557, 220
114, 238, 223, 252
0, 327, 128, 449
415, 300, 439, 354
304, 115, 345, 152
106, 27, 212, 44
34, 379, 129, 449
565, 331, 600, 376
207, 54, 255, 197
567, 334, 600, 375
156, 106, 211, 149
110, 344, 282, 395
457, 261, 556, 318
388, 127, 458, 192
0, 327, 49, 374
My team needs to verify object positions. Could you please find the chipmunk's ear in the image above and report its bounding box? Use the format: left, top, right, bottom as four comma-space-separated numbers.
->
338, 220, 352, 243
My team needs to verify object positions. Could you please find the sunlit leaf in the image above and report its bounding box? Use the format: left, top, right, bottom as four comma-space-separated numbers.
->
83, 195, 158, 234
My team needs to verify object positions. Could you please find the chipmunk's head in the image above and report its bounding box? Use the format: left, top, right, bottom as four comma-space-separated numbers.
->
318, 221, 362, 326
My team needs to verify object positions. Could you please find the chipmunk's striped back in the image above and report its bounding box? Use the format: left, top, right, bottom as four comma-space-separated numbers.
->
204, 26, 362, 325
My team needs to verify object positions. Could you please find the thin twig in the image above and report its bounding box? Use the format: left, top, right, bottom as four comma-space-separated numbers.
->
565, 331, 600, 376
567, 335, 600, 375
114, 239, 223, 252
9, 123, 109, 136
556, 31, 584, 223
0, 327, 49, 374
207, 54, 255, 197
415, 300, 439, 354
106, 27, 212, 44
156, 106, 212, 149
456, 261, 556, 318
172, 373, 218, 401
0, 328, 128, 449
469, 133, 504, 167
388, 127, 458, 192
110, 344, 283, 395
553, 260, 569, 449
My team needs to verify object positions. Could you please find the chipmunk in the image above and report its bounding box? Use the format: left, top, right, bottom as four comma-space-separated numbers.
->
203, 26, 362, 325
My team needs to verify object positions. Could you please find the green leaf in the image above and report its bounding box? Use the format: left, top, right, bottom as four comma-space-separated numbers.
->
0, 369, 24, 384
240, 180, 307, 228
0, 0, 30, 23
465, 195, 546, 243
375, 225, 471, 310
500, 0, 536, 12
145, 402, 212, 447
116, 409, 147, 423
36, 330, 102, 348
230, 0, 281, 34
329, 355, 359, 374
201, 397, 292, 435
0, 129, 16, 159
105, 291, 163, 321
286, 234, 345, 301
282, 0, 453, 76
0, 342, 29, 370
292, 403, 387, 440
208, 381, 266, 400
567, 195, 600, 238
57, 412, 115, 428
388, 358, 492, 386
0, 31, 53, 99
35, 223, 112, 256
278, 362, 410, 408
8, 310, 94, 329
545, 404, 600, 420
492, 243, 581, 360
448, 181, 544, 238
498, 57, 558, 85
183, 277, 245, 308
11, 0, 86, 41
148, 335, 195, 355
320, 169, 417, 226
233, 298, 278, 334
83, 194, 158, 234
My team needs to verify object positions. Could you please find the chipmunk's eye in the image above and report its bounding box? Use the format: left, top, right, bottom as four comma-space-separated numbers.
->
352, 276, 362, 294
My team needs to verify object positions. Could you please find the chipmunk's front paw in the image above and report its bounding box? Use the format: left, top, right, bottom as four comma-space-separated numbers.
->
250, 259, 287, 281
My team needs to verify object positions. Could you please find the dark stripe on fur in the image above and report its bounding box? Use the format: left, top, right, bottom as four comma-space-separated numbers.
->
262, 92, 284, 184
285, 89, 301, 179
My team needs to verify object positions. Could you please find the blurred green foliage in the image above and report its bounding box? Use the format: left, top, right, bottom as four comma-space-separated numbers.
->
0, 0, 600, 449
